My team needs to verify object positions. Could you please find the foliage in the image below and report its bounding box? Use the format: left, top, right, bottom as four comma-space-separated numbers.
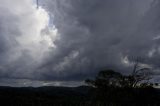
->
84, 58, 160, 105
85, 58, 154, 88
85, 68, 160, 105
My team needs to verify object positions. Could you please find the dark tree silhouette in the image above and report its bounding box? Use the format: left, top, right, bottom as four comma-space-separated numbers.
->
85, 61, 153, 89
128, 57, 152, 88
86, 69, 123, 88
85, 68, 159, 105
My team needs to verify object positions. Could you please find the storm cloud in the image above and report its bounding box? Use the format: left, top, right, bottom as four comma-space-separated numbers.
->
0, 0, 58, 85
40, 0, 159, 78
0, 0, 160, 86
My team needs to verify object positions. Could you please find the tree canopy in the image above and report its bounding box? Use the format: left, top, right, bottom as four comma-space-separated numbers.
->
85, 68, 154, 88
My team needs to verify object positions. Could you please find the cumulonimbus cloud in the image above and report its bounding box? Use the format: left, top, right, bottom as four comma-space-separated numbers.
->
40, 0, 160, 80
1, 0, 160, 86
0, 0, 57, 81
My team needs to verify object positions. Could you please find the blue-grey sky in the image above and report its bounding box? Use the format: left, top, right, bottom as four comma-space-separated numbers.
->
0, 0, 160, 87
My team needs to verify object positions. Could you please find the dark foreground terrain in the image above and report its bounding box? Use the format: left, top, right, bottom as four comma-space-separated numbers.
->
0, 86, 160, 106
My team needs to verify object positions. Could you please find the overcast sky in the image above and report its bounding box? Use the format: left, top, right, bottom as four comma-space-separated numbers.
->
0, 0, 160, 87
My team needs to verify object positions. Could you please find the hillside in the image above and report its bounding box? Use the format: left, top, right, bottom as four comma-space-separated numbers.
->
0, 86, 91, 106
0, 86, 160, 106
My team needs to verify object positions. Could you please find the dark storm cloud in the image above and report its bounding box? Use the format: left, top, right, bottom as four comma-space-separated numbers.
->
1, 0, 160, 86
39, 0, 160, 81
